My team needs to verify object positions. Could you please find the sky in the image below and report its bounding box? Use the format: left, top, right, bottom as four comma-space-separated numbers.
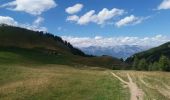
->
0, 0, 170, 47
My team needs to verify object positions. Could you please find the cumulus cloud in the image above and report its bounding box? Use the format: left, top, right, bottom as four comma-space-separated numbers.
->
78, 10, 95, 25
115, 15, 146, 27
66, 8, 125, 25
1, 0, 57, 15
33, 17, 44, 26
65, 3, 83, 14
66, 15, 79, 22
158, 0, 170, 10
0, 16, 18, 26
0, 15, 47, 31
30, 17, 47, 31
93, 8, 125, 25
62, 35, 170, 48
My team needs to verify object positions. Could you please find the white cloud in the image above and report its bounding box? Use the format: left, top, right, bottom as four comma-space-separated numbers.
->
33, 17, 44, 26
115, 15, 146, 27
65, 3, 83, 14
66, 8, 125, 25
158, 0, 170, 10
23, 23, 47, 32
0, 16, 18, 26
93, 8, 125, 25
62, 35, 170, 48
66, 15, 79, 22
1, 0, 57, 15
0, 16, 47, 31
78, 10, 95, 25
29, 17, 47, 31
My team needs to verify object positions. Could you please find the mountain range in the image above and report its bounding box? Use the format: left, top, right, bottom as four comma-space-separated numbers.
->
80, 45, 150, 59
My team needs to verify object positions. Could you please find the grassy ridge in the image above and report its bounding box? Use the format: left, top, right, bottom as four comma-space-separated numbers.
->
0, 25, 86, 56
0, 46, 126, 69
0, 47, 71, 65
126, 42, 170, 63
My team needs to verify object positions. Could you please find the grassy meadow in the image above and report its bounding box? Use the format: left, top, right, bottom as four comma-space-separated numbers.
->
0, 48, 170, 100
0, 64, 170, 100
0, 64, 129, 100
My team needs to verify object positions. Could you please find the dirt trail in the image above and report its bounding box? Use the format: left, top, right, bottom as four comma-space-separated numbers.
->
111, 72, 144, 100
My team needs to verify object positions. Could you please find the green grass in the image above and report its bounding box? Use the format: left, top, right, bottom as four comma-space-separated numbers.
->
0, 47, 73, 65
1, 64, 170, 100
0, 65, 128, 100
0, 47, 125, 69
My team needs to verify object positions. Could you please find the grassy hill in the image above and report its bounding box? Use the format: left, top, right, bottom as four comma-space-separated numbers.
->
126, 42, 170, 64
0, 25, 126, 69
0, 24, 85, 56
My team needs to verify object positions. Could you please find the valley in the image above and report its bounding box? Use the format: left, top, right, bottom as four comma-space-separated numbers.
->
0, 25, 170, 100
0, 0, 170, 99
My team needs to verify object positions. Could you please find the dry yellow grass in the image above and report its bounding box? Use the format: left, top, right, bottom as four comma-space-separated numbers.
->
113, 70, 170, 100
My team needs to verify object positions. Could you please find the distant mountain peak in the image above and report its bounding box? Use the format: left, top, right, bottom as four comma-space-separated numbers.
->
79, 45, 151, 59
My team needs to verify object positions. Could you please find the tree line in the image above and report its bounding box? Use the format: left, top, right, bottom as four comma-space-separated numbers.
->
132, 55, 170, 71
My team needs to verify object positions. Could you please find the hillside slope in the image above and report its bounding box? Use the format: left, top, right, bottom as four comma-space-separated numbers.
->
126, 42, 170, 64
0, 24, 85, 56
0, 25, 126, 69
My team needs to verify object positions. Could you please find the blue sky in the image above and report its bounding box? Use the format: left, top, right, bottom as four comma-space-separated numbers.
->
0, 0, 170, 47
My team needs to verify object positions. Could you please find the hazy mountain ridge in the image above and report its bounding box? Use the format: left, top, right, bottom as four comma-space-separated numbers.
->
80, 45, 150, 59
